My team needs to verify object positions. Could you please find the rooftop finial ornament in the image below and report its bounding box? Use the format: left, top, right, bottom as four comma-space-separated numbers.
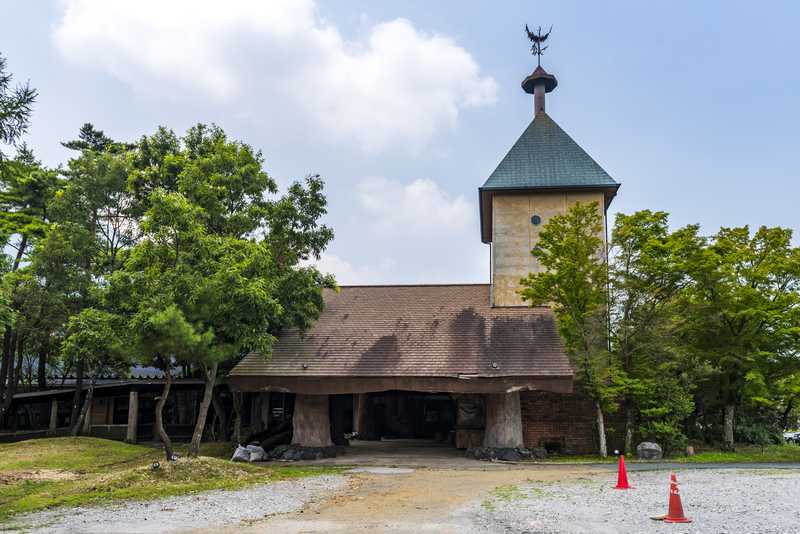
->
525, 24, 552, 66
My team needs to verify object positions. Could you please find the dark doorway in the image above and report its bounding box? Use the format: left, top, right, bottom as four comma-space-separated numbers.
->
367, 391, 455, 441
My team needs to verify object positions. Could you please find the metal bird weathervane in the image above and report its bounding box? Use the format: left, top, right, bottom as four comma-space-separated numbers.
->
525, 24, 552, 66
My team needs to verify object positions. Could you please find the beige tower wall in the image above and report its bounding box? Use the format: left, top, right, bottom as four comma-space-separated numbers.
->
491, 191, 606, 307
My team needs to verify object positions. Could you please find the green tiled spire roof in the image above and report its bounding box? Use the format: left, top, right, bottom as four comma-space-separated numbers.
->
481, 112, 618, 191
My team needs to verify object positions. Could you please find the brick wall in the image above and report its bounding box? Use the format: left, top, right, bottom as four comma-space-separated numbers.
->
520, 390, 624, 455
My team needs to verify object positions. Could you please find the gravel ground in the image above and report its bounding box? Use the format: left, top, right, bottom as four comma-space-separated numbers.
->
469, 469, 800, 534
9, 474, 347, 534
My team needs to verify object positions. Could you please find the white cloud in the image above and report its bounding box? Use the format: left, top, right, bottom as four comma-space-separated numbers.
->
53, 0, 497, 152
308, 253, 393, 285
356, 176, 472, 237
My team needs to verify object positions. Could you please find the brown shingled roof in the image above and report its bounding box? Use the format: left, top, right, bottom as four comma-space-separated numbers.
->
230, 284, 571, 379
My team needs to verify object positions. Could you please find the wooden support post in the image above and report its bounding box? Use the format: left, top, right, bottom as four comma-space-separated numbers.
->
291, 394, 333, 447
354, 393, 376, 440
82, 398, 92, 435
252, 393, 270, 433
48, 398, 58, 435
483, 392, 523, 448
126, 390, 139, 443
261, 393, 270, 431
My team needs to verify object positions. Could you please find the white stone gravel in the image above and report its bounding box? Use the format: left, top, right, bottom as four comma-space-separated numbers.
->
9, 474, 347, 534
469, 469, 800, 534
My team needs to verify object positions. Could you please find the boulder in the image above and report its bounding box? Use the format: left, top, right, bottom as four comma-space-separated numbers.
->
231, 445, 251, 463
636, 441, 663, 460
245, 444, 267, 462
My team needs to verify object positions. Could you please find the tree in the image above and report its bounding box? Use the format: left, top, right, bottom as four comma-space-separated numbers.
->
519, 202, 615, 456
0, 148, 59, 420
53, 148, 138, 274
130, 301, 207, 460
683, 225, 800, 449
0, 54, 36, 160
62, 123, 134, 154
61, 308, 128, 435
125, 124, 334, 457
608, 210, 701, 453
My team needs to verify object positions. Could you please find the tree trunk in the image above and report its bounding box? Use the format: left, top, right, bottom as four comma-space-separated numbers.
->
12, 235, 27, 272
483, 392, 524, 448
723, 403, 735, 450
69, 360, 85, 428
0, 332, 21, 425
155, 365, 174, 461
71, 376, 95, 436
595, 401, 608, 457
37, 349, 47, 390
188, 362, 218, 457
624, 403, 635, 454
211, 392, 229, 441
780, 396, 795, 431
0, 330, 12, 403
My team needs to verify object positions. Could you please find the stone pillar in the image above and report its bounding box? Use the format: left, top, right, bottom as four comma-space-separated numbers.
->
126, 390, 139, 443
48, 398, 58, 434
483, 392, 524, 448
291, 394, 332, 447
82, 399, 92, 435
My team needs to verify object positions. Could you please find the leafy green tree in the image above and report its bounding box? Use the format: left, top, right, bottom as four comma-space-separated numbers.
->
683, 225, 800, 449
61, 308, 128, 435
27, 221, 96, 424
0, 146, 60, 270
0, 148, 59, 421
53, 148, 138, 274
0, 54, 36, 160
609, 210, 702, 453
520, 202, 616, 457
124, 124, 334, 456
62, 123, 134, 154
129, 303, 208, 460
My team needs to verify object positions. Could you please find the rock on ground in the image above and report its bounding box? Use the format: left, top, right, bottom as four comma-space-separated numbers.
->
468, 468, 800, 534
11, 475, 347, 534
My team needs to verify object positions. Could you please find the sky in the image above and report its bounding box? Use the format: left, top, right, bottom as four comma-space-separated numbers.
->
2, 0, 799, 285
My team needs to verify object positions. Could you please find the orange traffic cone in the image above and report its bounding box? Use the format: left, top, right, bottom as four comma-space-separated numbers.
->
614, 454, 631, 489
653, 472, 692, 523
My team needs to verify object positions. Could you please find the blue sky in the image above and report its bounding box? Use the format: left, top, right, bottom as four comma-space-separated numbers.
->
3, 0, 799, 284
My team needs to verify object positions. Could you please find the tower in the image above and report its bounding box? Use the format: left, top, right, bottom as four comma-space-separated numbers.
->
480, 33, 620, 307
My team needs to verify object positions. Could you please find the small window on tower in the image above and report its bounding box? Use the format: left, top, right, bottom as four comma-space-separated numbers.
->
531, 215, 542, 225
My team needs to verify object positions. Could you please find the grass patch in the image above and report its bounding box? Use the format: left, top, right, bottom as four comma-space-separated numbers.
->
534, 444, 800, 464
672, 444, 800, 463
0, 437, 340, 524
482, 484, 527, 511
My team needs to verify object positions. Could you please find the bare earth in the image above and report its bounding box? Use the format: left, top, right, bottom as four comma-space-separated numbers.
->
10, 441, 800, 533
208, 466, 598, 534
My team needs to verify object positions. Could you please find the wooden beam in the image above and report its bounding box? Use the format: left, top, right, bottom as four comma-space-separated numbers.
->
48, 398, 58, 435
230, 375, 573, 395
125, 390, 138, 443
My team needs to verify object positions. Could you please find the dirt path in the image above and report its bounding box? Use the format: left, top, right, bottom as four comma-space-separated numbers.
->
208, 466, 600, 533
